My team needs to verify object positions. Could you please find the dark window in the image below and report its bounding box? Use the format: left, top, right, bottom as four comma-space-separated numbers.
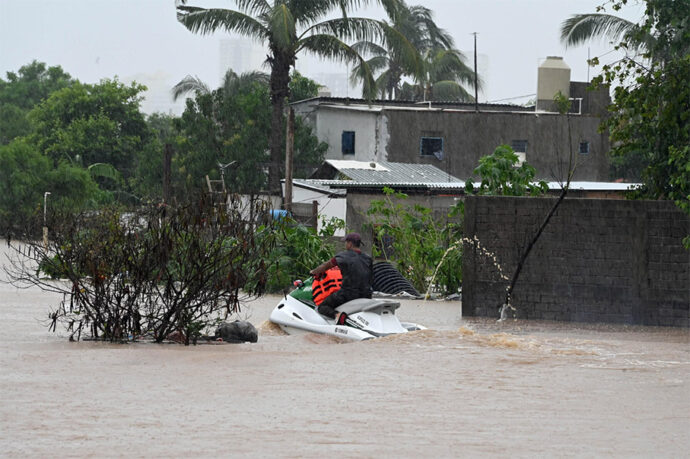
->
341, 131, 355, 155
511, 139, 528, 153
579, 141, 590, 154
420, 137, 443, 159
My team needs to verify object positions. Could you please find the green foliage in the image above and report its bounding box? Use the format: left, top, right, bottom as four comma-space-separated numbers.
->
351, 3, 458, 100
263, 216, 344, 292
465, 145, 549, 196
0, 61, 74, 145
0, 103, 32, 145
0, 139, 102, 232
173, 81, 326, 196
366, 187, 463, 295
0, 61, 74, 109
590, 0, 689, 244
173, 84, 271, 195
28, 79, 152, 181
289, 71, 322, 102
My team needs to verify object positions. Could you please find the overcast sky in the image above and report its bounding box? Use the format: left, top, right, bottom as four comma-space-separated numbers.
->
0, 0, 645, 114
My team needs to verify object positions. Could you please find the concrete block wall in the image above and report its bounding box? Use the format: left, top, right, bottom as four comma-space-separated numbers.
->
462, 196, 690, 326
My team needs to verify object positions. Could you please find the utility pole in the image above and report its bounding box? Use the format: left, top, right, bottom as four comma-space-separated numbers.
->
284, 107, 295, 213
473, 32, 479, 112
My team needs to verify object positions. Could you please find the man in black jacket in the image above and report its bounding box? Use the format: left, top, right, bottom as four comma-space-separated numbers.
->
310, 233, 373, 325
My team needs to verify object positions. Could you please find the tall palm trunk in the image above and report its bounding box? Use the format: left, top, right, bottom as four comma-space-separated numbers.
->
268, 49, 293, 194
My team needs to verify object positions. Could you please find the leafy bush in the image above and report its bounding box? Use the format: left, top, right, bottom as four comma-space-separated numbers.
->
7, 194, 276, 344
465, 144, 548, 196
263, 216, 344, 292
366, 187, 463, 296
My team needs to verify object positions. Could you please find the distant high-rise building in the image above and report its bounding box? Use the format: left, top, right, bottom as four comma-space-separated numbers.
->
219, 38, 266, 78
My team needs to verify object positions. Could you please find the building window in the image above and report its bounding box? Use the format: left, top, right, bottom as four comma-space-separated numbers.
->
511, 139, 528, 153
579, 141, 590, 154
341, 131, 355, 155
420, 136, 444, 159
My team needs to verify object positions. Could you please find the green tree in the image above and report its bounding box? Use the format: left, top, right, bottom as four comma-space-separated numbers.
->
27, 79, 154, 193
289, 70, 322, 102
350, 2, 445, 99
176, 0, 406, 193
408, 48, 478, 102
366, 187, 463, 295
172, 69, 271, 102
173, 79, 326, 196
0, 61, 74, 109
465, 145, 548, 196
0, 61, 74, 144
0, 139, 101, 231
589, 0, 689, 243
0, 103, 32, 145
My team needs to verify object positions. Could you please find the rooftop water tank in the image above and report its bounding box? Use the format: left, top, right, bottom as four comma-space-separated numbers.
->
536, 56, 571, 112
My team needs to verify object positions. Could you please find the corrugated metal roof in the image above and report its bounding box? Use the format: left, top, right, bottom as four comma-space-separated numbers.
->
309, 179, 465, 190
325, 160, 463, 185
289, 179, 346, 196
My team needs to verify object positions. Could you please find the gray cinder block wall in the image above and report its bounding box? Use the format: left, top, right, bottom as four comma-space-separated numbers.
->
462, 196, 690, 326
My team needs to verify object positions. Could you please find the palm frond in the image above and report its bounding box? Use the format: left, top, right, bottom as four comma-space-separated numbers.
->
560, 13, 639, 49
88, 163, 123, 184
408, 5, 454, 49
364, 55, 391, 73
234, 0, 271, 16
270, 3, 297, 50
380, 21, 423, 80
431, 80, 474, 102
351, 40, 387, 57
171, 75, 210, 101
298, 33, 376, 100
222, 69, 270, 96
177, 6, 268, 40
428, 48, 475, 88
304, 17, 386, 46
374, 70, 393, 98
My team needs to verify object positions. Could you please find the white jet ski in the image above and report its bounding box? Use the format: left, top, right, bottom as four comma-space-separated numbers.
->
269, 279, 425, 341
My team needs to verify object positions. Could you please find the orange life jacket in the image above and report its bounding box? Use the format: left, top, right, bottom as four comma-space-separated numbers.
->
311, 267, 342, 305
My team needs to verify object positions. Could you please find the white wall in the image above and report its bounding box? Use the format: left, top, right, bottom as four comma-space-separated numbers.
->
291, 186, 347, 237
315, 108, 381, 162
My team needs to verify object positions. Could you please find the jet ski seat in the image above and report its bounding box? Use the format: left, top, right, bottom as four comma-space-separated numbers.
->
335, 298, 401, 315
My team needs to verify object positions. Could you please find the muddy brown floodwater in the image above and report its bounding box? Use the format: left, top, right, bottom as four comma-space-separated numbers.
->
0, 242, 688, 457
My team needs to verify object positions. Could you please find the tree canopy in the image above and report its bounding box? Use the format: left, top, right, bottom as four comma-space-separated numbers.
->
587, 0, 689, 233
0, 61, 74, 144
176, 0, 408, 193
172, 74, 326, 197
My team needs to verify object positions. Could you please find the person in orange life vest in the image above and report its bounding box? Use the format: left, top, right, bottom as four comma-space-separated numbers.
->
310, 232, 374, 325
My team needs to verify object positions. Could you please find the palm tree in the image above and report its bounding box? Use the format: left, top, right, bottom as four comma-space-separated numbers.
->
351, 2, 477, 102
176, 0, 406, 193
172, 69, 270, 101
416, 48, 477, 102
350, 2, 450, 99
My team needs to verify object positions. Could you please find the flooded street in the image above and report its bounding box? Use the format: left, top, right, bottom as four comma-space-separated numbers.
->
1, 246, 688, 457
